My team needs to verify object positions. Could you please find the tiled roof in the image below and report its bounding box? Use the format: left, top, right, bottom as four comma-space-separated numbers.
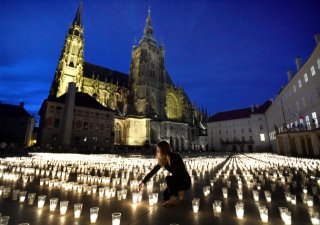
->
83, 62, 129, 87
49, 92, 115, 112
208, 100, 272, 122
0, 104, 32, 117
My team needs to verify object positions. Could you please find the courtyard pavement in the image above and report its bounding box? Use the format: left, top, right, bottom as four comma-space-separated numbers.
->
0, 152, 319, 225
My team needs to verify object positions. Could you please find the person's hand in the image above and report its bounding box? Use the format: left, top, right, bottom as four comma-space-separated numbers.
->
139, 182, 144, 191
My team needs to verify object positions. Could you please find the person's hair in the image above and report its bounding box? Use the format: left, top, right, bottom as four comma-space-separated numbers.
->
156, 141, 173, 166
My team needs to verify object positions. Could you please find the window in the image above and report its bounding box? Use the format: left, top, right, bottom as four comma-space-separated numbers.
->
293, 85, 296, 93
53, 118, 60, 128
304, 73, 308, 82
248, 128, 252, 132
249, 136, 253, 141
259, 125, 263, 130
312, 112, 318, 127
233, 129, 236, 134
260, 134, 265, 141
241, 128, 244, 133
317, 59, 320, 70
298, 80, 302, 88
311, 66, 316, 76
83, 121, 88, 130
242, 136, 245, 141
305, 115, 310, 130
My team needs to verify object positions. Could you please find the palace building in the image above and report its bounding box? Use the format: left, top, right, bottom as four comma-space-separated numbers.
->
45, 1, 207, 150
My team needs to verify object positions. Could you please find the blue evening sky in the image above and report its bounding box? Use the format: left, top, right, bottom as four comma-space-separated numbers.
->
0, 0, 319, 119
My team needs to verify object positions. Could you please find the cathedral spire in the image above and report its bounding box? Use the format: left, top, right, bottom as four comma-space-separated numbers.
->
140, 6, 156, 45
73, 0, 83, 26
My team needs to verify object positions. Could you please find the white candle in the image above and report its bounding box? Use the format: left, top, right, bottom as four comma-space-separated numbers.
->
90, 214, 98, 223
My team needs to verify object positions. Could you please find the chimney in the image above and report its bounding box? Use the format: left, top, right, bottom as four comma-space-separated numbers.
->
295, 57, 302, 71
287, 70, 294, 82
315, 33, 320, 45
19, 101, 25, 108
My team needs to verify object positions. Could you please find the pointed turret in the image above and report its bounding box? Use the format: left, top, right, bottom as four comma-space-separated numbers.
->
49, 0, 84, 98
73, 0, 82, 26
140, 7, 157, 46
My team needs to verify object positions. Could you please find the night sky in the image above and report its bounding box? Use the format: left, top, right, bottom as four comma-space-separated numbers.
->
1, 0, 320, 121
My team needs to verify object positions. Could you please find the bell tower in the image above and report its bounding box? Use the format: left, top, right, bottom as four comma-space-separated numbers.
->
49, 0, 84, 98
129, 7, 166, 118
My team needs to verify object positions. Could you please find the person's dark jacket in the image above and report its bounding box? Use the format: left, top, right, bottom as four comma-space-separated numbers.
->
142, 153, 191, 184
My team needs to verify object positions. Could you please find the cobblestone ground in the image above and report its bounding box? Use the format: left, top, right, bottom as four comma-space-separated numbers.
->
0, 152, 320, 225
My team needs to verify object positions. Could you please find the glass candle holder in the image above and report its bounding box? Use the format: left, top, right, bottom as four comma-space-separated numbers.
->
0, 186, 4, 196
264, 191, 271, 202
148, 194, 154, 206
74, 203, 83, 218
307, 195, 314, 207
3, 187, 11, 198
235, 202, 244, 219
310, 211, 320, 225
60, 201, 69, 215
49, 198, 58, 211
212, 200, 222, 216
0, 216, 10, 225
117, 190, 122, 200
132, 192, 138, 204
138, 191, 142, 202
122, 189, 127, 199
99, 187, 105, 198
90, 207, 99, 223
153, 193, 158, 204
28, 193, 36, 205
19, 191, 27, 202
12, 189, 20, 201
252, 190, 259, 201
203, 186, 210, 196
237, 189, 243, 200
258, 204, 268, 223
37, 195, 46, 208
105, 187, 111, 199
290, 194, 296, 205
112, 212, 121, 225
192, 198, 200, 213
222, 187, 228, 198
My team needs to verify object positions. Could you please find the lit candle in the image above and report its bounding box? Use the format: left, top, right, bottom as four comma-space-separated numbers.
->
235, 202, 244, 219
38, 195, 46, 208
27, 193, 36, 205
19, 191, 27, 202
74, 203, 83, 218
90, 207, 99, 223
192, 198, 200, 213
212, 200, 222, 216
49, 198, 58, 211
132, 192, 138, 204
112, 212, 121, 225
60, 201, 69, 215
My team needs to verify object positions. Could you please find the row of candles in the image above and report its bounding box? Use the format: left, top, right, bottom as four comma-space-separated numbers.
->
2, 152, 320, 224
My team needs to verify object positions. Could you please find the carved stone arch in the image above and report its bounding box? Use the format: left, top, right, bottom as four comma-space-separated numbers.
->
166, 87, 183, 120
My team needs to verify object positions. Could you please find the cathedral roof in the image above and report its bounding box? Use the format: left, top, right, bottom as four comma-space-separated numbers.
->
0, 103, 32, 118
47, 92, 115, 112
208, 100, 272, 122
83, 62, 129, 87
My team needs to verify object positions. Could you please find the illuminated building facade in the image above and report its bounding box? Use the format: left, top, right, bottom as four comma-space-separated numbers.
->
265, 35, 320, 156
39, 83, 115, 149
207, 101, 271, 152
47, 2, 207, 150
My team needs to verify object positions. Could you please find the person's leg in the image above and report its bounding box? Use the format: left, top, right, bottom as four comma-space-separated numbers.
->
165, 176, 179, 197
163, 188, 170, 201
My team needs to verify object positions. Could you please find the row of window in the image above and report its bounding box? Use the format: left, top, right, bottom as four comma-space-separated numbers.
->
293, 59, 320, 93
49, 105, 112, 119
217, 125, 264, 135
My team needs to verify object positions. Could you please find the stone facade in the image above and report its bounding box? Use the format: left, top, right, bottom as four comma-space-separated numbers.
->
47, 3, 207, 149
265, 35, 320, 156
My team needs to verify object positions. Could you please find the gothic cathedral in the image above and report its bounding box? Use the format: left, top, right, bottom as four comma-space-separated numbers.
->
48, 1, 207, 151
